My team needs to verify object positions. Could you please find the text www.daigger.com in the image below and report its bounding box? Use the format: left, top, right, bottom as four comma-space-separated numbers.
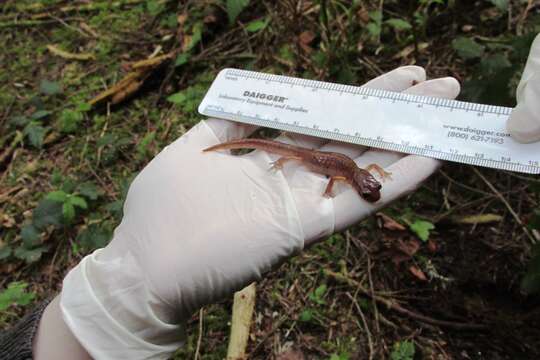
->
443, 124, 509, 144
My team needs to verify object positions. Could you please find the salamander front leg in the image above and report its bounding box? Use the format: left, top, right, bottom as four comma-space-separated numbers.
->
323, 176, 348, 198
365, 164, 392, 181
269, 156, 303, 171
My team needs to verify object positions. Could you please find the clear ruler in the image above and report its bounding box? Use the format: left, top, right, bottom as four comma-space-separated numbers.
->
198, 68, 540, 174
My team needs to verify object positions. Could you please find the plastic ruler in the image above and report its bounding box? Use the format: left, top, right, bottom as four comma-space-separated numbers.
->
198, 68, 540, 174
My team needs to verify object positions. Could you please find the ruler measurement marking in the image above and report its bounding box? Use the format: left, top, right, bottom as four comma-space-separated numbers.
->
200, 69, 539, 174
203, 107, 538, 174
228, 69, 512, 115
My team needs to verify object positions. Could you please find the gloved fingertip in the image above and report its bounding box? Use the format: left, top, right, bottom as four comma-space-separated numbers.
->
404, 76, 460, 99
507, 107, 540, 143
363, 65, 426, 92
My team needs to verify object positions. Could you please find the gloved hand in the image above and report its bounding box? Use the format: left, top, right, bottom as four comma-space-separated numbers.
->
507, 33, 540, 143
54, 66, 459, 359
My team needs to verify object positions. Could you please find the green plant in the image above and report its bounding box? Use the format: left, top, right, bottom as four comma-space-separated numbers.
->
0, 282, 36, 312
390, 340, 415, 360
308, 284, 327, 305
47, 190, 88, 222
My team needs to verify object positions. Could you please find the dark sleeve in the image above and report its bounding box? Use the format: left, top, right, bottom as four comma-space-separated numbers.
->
0, 298, 52, 360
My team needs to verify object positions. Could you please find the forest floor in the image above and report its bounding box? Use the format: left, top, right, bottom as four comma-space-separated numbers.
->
1, 1, 540, 359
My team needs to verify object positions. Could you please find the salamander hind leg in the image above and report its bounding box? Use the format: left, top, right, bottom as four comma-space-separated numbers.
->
323, 176, 348, 198
269, 156, 303, 171
365, 164, 392, 181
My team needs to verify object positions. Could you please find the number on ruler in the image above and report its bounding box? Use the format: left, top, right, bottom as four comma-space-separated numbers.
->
475, 153, 484, 158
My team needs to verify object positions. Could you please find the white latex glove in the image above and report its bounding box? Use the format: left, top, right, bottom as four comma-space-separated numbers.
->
507, 33, 540, 143
58, 66, 460, 359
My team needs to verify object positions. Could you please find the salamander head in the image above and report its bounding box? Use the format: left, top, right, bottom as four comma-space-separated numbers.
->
352, 169, 382, 202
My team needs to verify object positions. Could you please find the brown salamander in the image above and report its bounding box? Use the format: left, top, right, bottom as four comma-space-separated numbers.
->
203, 139, 390, 202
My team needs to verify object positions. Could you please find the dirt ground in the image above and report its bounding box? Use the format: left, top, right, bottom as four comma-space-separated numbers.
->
1, 1, 540, 359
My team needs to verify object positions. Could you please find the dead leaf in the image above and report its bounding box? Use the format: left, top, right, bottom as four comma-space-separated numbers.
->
47, 44, 95, 61
391, 253, 411, 266
298, 31, 316, 53
377, 212, 406, 231
427, 239, 438, 253
88, 53, 174, 106
204, 14, 217, 23
409, 265, 427, 281
396, 239, 420, 257
177, 13, 188, 26
392, 42, 429, 60
277, 349, 306, 360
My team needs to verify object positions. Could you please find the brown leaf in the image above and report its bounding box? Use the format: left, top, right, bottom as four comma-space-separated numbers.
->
427, 239, 437, 253
204, 14, 217, 24
391, 253, 411, 266
277, 349, 306, 360
377, 212, 406, 231
396, 239, 420, 257
298, 31, 316, 53
409, 265, 427, 281
299, 31, 315, 45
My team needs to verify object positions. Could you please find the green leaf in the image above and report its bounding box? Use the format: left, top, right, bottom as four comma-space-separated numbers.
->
489, 0, 508, 12
23, 121, 46, 148
77, 225, 112, 252
367, 10, 382, 38
31, 110, 51, 120
146, 0, 164, 16
78, 182, 100, 200
14, 245, 46, 263
62, 202, 76, 221
69, 196, 88, 209
10, 115, 30, 127
452, 37, 485, 59
39, 79, 62, 95
0, 282, 36, 311
479, 54, 512, 76
59, 109, 83, 133
226, 0, 250, 24
184, 22, 203, 51
0, 245, 12, 260
245, 17, 269, 32
390, 340, 415, 360
33, 199, 64, 229
308, 284, 327, 305
299, 309, 313, 322
386, 18, 412, 31
46, 190, 68, 203
20, 224, 40, 247
76, 102, 92, 112
174, 53, 190, 67
137, 131, 156, 158
409, 219, 435, 242
167, 92, 187, 104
